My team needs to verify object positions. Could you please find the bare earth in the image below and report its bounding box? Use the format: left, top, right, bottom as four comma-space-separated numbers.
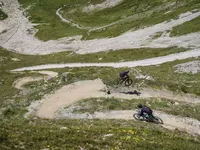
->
23, 79, 200, 135
10, 48, 200, 71
13, 71, 58, 90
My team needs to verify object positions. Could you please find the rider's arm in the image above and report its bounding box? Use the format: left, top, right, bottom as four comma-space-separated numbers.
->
139, 109, 144, 116
125, 71, 129, 78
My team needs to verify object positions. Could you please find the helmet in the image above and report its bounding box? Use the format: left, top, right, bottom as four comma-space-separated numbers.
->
137, 104, 143, 108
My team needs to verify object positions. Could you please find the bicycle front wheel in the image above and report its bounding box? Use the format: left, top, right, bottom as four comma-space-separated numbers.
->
125, 78, 133, 86
152, 116, 163, 124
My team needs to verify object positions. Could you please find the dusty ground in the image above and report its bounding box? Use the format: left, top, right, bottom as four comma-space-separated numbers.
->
20, 78, 200, 135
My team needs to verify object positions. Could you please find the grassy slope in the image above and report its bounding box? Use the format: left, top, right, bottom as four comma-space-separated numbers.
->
1, 63, 200, 149
19, 0, 200, 41
1, 0, 200, 147
138, 58, 200, 95
1, 53, 200, 149
88, 0, 200, 39
170, 16, 200, 36
69, 97, 200, 120
0, 47, 186, 70
1, 119, 200, 150
0, 9, 8, 20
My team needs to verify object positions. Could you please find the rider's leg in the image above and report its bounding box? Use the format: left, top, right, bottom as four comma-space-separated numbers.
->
148, 114, 154, 122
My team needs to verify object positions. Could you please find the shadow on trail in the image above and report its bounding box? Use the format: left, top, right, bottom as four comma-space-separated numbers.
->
120, 90, 141, 96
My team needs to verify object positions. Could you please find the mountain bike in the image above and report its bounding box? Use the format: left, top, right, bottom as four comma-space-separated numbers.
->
113, 77, 133, 87
133, 110, 163, 124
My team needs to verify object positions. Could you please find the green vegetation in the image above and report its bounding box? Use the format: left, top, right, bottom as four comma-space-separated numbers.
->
1, 48, 200, 149
87, 0, 200, 39
170, 16, 200, 36
0, 9, 7, 20
1, 119, 200, 150
138, 58, 200, 95
69, 97, 200, 120
1, 0, 200, 148
18, 0, 200, 41
0, 47, 186, 70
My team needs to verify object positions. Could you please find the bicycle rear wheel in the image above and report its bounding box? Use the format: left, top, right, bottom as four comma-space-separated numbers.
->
133, 113, 141, 120
125, 78, 133, 86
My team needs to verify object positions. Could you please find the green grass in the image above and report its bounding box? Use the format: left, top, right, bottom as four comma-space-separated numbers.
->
138, 57, 200, 95
0, 47, 187, 70
170, 16, 200, 36
87, 0, 200, 39
0, 9, 7, 20
0, 119, 200, 150
1, 1, 200, 148
68, 97, 200, 120
49, 57, 200, 96
1, 51, 200, 149
18, 0, 200, 41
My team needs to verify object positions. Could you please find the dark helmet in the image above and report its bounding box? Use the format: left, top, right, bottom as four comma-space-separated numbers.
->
137, 104, 143, 108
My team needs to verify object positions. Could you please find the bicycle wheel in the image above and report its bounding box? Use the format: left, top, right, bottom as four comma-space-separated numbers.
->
125, 78, 133, 86
133, 113, 141, 120
152, 116, 163, 124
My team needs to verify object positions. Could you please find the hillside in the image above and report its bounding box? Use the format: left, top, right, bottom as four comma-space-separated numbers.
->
0, 0, 200, 149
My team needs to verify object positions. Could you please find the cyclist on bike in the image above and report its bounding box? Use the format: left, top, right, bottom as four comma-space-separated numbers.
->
137, 104, 153, 121
119, 70, 130, 81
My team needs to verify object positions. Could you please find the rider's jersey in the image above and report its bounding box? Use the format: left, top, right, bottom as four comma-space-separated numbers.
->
140, 106, 152, 116
120, 71, 129, 78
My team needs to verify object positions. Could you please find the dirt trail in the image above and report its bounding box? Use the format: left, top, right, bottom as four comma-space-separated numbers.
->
58, 110, 200, 136
13, 71, 58, 90
26, 79, 200, 135
0, 0, 199, 55
11, 48, 200, 71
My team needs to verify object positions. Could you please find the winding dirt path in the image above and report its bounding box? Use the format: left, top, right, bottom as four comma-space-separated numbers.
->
25, 79, 200, 135
12, 71, 58, 90
58, 110, 200, 136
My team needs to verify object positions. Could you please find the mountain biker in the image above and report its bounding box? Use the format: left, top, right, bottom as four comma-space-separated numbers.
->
137, 104, 153, 121
119, 70, 130, 81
